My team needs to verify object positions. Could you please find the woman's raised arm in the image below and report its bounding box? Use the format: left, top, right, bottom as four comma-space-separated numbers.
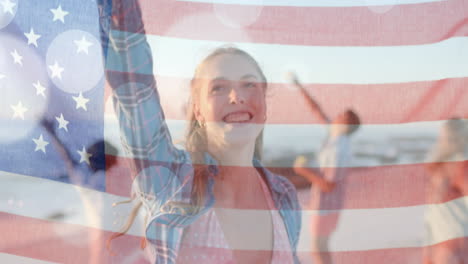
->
98, 0, 184, 169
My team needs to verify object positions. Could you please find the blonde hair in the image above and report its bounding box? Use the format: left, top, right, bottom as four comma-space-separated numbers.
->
109, 46, 268, 249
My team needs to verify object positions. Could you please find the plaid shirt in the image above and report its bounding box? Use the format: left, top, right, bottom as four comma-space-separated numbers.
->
98, 1, 302, 263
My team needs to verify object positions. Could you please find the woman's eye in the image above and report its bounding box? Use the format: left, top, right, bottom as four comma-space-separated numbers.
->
244, 82, 257, 89
211, 85, 226, 93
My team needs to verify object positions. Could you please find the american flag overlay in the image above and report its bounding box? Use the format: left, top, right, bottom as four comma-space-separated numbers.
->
1, 0, 467, 263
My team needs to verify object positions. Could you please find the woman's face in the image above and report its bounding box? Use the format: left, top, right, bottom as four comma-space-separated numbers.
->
194, 53, 266, 147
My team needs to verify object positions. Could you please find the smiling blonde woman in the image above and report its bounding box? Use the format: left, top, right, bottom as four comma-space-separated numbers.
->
98, 0, 301, 263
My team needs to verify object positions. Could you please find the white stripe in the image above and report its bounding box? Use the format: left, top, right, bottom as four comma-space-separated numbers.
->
0, 171, 146, 237
150, 36, 468, 84
177, 0, 444, 7
2, 171, 467, 251
104, 115, 468, 167
296, 189, 468, 252
0, 253, 59, 264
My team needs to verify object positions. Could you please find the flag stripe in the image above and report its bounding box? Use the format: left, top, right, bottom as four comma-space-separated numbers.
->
105, 76, 468, 124
2, 171, 466, 253
0, 171, 143, 234
104, 117, 468, 167
297, 197, 468, 251
137, 0, 468, 46
146, 36, 468, 84
2, 192, 467, 253
279, 162, 467, 210
296, 238, 468, 264
4, 206, 467, 264
105, 154, 467, 210
0, 212, 147, 264
176, 0, 444, 7
3, 209, 468, 263
0, 253, 59, 264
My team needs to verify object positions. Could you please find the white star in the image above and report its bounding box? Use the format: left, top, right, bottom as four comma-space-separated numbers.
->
1, 0, 16, 15
11, 101, 28, 120
55, 113, 69, 132
24, 28, 41, 47
48, 61, 64, 80
50, 5, 69, 23
33, 81, 46, 97
77, 146, 92, 165
74, 36, 93, 54
0, 73, 5, 80
32, 134, 49, 153
10, 49, 23, 66
72, 92, 90, 111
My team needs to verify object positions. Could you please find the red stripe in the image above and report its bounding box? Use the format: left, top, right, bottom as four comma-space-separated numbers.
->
0, 212, 147, 264
137, 0, 468, 46
2, 212, 467, 263
105, 76, 468, 124
106, 155, 467, 210
267, 79, 468, 124
266, 160, 466, 210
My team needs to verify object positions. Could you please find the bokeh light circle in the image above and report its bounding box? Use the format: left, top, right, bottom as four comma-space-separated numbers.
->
0, 0, 18, 29
366, 0, 396, 14
213, 0, 264, 28
46, 30, 103, 94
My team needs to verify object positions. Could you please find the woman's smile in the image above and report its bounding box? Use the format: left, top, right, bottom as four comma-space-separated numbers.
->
222, 111, 253, 123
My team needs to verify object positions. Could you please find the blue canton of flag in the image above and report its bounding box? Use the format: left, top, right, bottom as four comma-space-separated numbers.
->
0, 0, 107, 191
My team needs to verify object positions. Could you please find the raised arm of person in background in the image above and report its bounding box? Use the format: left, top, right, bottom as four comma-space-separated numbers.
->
289, 73, 331, 124
40, 118, 83, 184
293, 155, 335, 192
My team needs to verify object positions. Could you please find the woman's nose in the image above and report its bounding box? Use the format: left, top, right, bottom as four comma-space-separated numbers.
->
228, 86, 245, 104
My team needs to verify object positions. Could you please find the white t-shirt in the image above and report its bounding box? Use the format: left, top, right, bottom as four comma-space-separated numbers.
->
317, 135, 352, 183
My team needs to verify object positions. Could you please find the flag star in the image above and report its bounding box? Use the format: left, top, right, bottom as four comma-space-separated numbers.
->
24, 28, 41, 47
32, 134, 49, 153
33, 81, 46, 97
55, 113, 69, 132
10, 49, 23, 66
50, 5, 69, 23
72, 92, 90, 111
74, 36, 93, 54
77, 147, 92, 165
48, 61, 64, 80
1, 0, 16, 15
11, 101, 28, 120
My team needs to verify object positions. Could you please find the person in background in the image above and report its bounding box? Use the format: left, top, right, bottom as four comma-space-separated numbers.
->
290, 73, 360, 264
423, 118, 468, 264
41, 118, 119, 264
